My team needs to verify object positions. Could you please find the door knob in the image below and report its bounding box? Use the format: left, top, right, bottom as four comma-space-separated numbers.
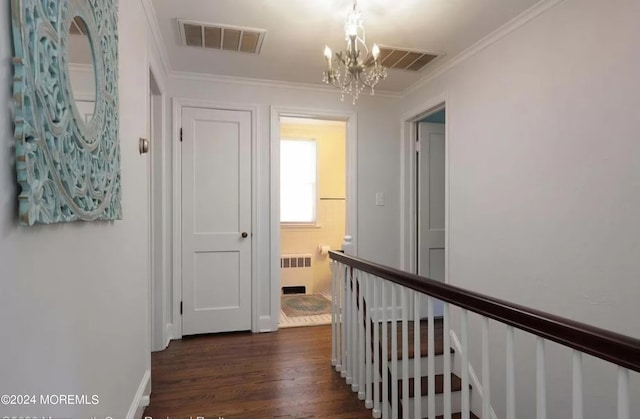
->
139, 137, 149, 154
241, 232, 248, 238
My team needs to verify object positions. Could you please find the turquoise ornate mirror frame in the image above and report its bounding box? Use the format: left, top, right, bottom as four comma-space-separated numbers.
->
11, 0, 121, 225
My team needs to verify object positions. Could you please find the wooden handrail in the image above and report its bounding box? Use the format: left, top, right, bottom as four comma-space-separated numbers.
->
329, 251, 640, 373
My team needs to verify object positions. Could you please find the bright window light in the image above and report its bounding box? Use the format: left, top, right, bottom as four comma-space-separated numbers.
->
281, 139, 317, 223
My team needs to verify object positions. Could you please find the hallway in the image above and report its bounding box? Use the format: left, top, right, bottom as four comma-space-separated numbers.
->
144, 326, 370, 418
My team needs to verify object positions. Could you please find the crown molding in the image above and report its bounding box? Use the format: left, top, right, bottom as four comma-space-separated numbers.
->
403, 0, 567, 97
141, 0, 172, 77
169, 70, 403, 98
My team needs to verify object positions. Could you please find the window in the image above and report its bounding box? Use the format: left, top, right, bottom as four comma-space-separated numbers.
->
280, 139, 317, 223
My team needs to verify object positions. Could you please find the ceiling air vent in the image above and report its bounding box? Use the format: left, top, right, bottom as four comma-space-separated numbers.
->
177, 19, 266, 54
367, 46, 441, 72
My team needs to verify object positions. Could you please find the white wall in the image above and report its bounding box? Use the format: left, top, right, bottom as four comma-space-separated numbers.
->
167, 76, 402, 331
0, 1, 151, 417
401, 0, 639, 417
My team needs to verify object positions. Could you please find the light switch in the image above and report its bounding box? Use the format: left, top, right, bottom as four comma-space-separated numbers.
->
375, 192, 384, 206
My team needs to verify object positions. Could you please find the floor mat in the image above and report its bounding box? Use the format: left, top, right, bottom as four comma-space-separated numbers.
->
281, 294, 331, 317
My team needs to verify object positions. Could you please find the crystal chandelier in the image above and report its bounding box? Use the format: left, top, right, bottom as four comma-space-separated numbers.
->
322, 0, 387, 104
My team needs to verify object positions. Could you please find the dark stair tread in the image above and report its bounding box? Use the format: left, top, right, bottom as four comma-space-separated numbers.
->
381, 319, 455, 360
399, 373, 471, 398
433, 413, 481, 419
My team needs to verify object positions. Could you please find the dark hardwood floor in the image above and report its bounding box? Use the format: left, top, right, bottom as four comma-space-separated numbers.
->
144, 325, 372, 419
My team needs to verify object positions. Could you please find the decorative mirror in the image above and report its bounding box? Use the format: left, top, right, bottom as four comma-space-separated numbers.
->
11, 0, 121, 225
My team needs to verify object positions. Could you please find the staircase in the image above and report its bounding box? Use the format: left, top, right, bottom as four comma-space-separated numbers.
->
330, 251, 640, 419
380, 319, 480, 419
335, 265, 484, 418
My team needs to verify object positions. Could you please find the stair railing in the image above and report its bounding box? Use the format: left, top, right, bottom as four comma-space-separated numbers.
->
330, 251, 640, 419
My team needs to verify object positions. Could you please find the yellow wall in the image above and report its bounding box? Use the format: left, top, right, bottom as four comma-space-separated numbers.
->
280, 120, 346, 293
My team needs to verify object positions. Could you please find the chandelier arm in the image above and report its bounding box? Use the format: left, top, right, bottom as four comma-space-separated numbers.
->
357, 72, 379, 88
354, 66, 384, 88
331, 71, 354, 91
322, 0, 386, 103
329, 78, 345, 89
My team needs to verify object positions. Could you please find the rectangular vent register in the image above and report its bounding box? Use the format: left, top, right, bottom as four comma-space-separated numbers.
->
178, 19, 266, 54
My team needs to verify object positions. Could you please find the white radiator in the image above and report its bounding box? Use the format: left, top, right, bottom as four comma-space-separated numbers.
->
280, 254, 313, 294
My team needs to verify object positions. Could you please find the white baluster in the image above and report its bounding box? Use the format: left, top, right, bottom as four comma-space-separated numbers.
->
402, 287, 409, 419
572, 351, 583, 419
382, 282, 389, 419
536, 337, 546, 419
373, 276, 382, 418
427, 296, 435, 419
366, 273, 373, 409
506, 326, 515, 419
414, 292, 422, 419
344, 266, 351, 381
358, 271, 366, 399
338, 263, 345, 375
482, 317, 491, 419
336, 262, 343, 372
461, 309, 470, 419
617, 367, 629, 419
331, 260, 336, 367
391, 285, 399, 419
352, 269, 359, 392
443, 303, 451, 419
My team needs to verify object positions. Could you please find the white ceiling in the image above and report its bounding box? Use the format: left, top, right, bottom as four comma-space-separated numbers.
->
151, 0, 542, 93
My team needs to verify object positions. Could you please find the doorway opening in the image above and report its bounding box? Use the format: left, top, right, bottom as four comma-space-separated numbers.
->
416, 106, 446, 318
278, 116, 347, 328
400, 99, 449, 321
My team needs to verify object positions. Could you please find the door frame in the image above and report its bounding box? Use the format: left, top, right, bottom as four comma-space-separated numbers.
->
172, 98, 259, 337
400, 93, 450, 283
270, 106, 358, 331
148, 65, 170, 352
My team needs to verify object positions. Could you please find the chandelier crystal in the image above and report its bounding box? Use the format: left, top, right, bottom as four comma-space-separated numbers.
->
322, 0, 387, 104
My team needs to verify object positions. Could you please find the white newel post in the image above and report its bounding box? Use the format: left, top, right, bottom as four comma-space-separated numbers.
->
343, 235, 355, 256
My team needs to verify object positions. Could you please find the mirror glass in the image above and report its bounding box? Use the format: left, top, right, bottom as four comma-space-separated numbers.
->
67, 16, 97, 123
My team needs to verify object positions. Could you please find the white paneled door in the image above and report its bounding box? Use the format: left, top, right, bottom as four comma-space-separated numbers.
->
181, 107, 252, 335
418, 121, 446, 317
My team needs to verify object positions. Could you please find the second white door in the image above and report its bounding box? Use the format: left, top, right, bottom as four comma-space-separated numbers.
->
181, 107, 252, 335
418, 121, 446, 317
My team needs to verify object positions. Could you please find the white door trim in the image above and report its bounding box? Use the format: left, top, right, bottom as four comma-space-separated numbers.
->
172, 98, 259, 337
148, 64, 171, 352
270, 106, 358, 331
400, 93, 450, 284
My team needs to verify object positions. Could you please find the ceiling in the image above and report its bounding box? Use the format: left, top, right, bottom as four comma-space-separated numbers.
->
151, 0, 542, 93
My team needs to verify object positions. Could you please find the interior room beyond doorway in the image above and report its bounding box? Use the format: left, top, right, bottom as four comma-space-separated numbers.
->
278, 116, 347, 328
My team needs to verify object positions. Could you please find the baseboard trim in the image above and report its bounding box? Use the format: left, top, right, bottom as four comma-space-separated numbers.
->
126, 369, 151, 419
258, 314, 276, 332
164, 322, 173, 347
